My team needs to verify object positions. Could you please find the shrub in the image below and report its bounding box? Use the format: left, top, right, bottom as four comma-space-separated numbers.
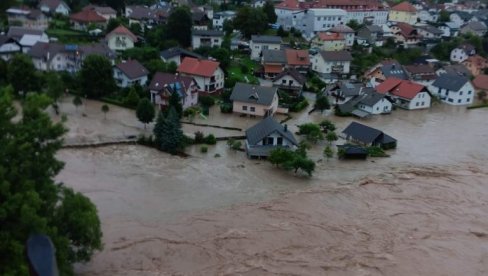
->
194, 131, 205, 144
199, 96, 215, 107
319, 120, 336, 132
200, 146, 208, 153
214, 153, 221, 158
367, 146, 389, 157
240, 63, 249, 74
204, 134, 217, 145
220, 102, 233, 113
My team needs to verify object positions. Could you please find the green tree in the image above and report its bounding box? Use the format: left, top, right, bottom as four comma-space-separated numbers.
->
153, 107, 184, 154
298, 123, 323, 144
79, 55, 115, 98
315, 95, 330, 112
290, 156, 315, 176
210, 47, 231, 71
326, 131, 338, 145
101, 104, 109, 119
136, 98, 155, 129
73, 95, 82, 111
323, 145, 333, 161
233, 6, 268, 39
269, 147, 295, 167
223, 19, 234, 36
8, 54, 39, 95
262, 0, 277, 24
167, 7, 193, 47
124, 87, 140, 108
439, 10, 450, 22
346, 19, 362, 31
0, 90, 102, 275
319, 119, 336, 133
168, 90, 183, 117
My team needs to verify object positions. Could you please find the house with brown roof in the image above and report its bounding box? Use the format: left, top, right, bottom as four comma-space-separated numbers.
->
311, 32, 346, 51
311, 50, 353, 81
391, 22, 420, 46
82, 5, 117, 20
70, 9, 107, 31
403, 64, 437, 85
38, 0, 70, 16
389, 1, 417, 24
113, 60, 148, 88
285, 49, 310, 73
376, 78, 431, 110
149, 72, 199, 110
272, 68, 306, 95
6, 7, 48, 30
261, 49, 310, 78
177, 57, 224, 95
472, 74, 488, 93
328, 25, 355, 47
364, 59, 409, 87
106, 26, 137, 51
462, 55, 488, 76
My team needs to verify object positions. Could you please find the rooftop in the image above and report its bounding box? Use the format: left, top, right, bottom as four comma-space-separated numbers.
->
177, 57, 220, 77
230, 83, 277, 106
115, 60, 148, 79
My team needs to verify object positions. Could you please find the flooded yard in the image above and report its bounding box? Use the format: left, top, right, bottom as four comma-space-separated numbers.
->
54, 101, 488, 275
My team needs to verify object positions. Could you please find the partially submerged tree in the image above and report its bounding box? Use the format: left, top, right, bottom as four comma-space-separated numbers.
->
101, 104, 109, 119
0, 89, 102, 275
79, 55, 116, 99
73, 95, 82, 111
269, 147, 316, 176
153, 107, 184, 154
323, 145, 334, 161
326, 131, 338, 145
7, 54, 39, 95
314, 95, 330, 112
136, 98, 155, 129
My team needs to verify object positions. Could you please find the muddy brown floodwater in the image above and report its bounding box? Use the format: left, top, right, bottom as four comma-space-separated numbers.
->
56, 105, 488, 276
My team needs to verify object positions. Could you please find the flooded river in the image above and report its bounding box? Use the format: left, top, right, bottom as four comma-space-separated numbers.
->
56, 105, 488, 275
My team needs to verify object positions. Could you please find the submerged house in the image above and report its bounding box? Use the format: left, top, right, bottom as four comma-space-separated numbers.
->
341, 121, 397, 149
245, 116, 298, 158
230, 83, 279, 117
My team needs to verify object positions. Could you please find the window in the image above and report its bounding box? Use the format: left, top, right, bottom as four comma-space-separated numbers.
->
460, 91, 463, 95
282, 79, 286, 84
242, 105, 247, 111
416, 102, 419, 106
277, 137, 283, 145
448, 98, 453, 102
458, 99, 461, 103
467, 98, 471, 102
468, 91, 472, 94
422, 102, 425, 106
250, 106, 255, 112
266, 137, 274, 145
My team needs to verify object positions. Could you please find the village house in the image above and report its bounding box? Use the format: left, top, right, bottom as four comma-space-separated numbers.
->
376, 78, 431, 110
328, 25, 355, 47
212, 11, 235, 31
38, 0, 70, 16
125, 5, 168, 29
6, 7, 49, 30
7, 26, 49, 54
191, 10, 210, 30
83, 5, 116, 20
416, 25, 443, 40
341, 121, 397, 149
191, 30, 224, 49
285, 49, 310, 73
296, 8, 347, 40
0, 35, 22, 61
365, 60, 408, 87
160, 47, 202, 66
327, 81, 364, 105
250, 35, 282, 60
391, 22, 421, 47
417, 9, 438, 23
357, 25, 384, 46
472, 74, 488, 94
149, 72, 198, 110
388, 1, 417, 25
230, 83, 279, 117
449, 11, 474, 28
261, 49, 310, 78
462, 55, 488, 76
311, 32, 346, 51
429, 73, 475, 105
272, 68, 306, 95
177, 57, 224, 95
311, 50, 352, 81
403, 64, 437, 85
70, 9, 107, 31
113, 60, 149, 88
245, 116, 298, 159
356, 92, 393, 115
450, 43, 476, 63
106, 26, 137, 51
460, 21, 487, 36
438, 64, 472, 78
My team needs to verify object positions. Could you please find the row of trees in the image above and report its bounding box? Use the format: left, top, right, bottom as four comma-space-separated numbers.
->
0, 87, 102, 275
269, 146, 316, 176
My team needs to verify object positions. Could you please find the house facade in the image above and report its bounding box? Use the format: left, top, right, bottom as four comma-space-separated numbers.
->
7, 7, 48, 30
388, 1, 417, 24
429, 73, 475, 105
70, 9, 107, 31
245, 116, 298, 158
191, 30, 223, 49
450, 44, 476, 63
250, 35, 282, 60
177, 57, 224, 95
230, 83, 279, 117
297, 9, 347, 40
357, 92, 392, 115
312, 50, 352, 76
341, 121, 397, 148
311, 32, 346, 51
328, 25, 355, 47
113, 60, 148, 88
212, 11, 235, 31
376, 78, 431, 110
149, 72, 199, 110
106, 26, 137, 51
39, 0, 70, 16
272, 68, 306, 94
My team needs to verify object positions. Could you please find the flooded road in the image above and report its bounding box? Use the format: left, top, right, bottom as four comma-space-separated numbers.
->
56, 105, 488, 275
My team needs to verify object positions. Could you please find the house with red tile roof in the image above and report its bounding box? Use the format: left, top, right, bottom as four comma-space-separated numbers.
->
389, 1, 417, 24
376, 78, 431, 110
149, 72, 199, 110
311, 32, 346, 51
177, 57, 224, 95
462, 55, 488, 77
113, 59, 148, 88
106, 26, 137, 51
391, 22, 420, 46
70, 9, 107, 31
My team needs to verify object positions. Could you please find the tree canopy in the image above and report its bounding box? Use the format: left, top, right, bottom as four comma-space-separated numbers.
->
136, 98, 155, 128
263, 1, 277, 24
153, 107, 184, 154
7, 54, 40, 95
167, 7, 193, 47
79, 55, 116, 99
0, 88, 102, 275
233, 6, 268, 39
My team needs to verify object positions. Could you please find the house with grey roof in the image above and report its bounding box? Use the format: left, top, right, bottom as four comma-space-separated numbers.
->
460, 21, 488, 36
417, 25, 443, 40
212, 11, 235, 31
113, 59, 149, 88
356, 92, 392, 115
327, 81, 364, 105
0, 35, 22, 61
429, 73, 475, 105
357, 25, 384, 46
272, 68, 306, 95
160, 47, 202, 65
334, 86, 392, 118
365, 60, 408, 87
192, 29, 224, 49
230, 83, 279, 117
245, 116, 298, 158
250, 35, 282, 60
341, 121, 397, 149
38, 0, 70, 16
311, 50, 352, 81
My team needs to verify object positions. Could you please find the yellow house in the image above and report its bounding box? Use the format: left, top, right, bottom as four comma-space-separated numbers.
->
311, 32, 346, 51
106, 25, 137, 51
389, 2, 417, 24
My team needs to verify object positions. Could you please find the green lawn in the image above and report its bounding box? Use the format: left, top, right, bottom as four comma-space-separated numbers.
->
46, 28, 99, 44
228, 56, 259, 84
